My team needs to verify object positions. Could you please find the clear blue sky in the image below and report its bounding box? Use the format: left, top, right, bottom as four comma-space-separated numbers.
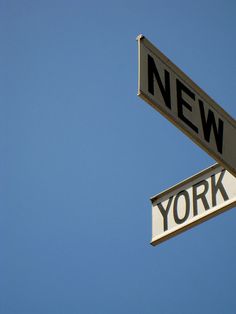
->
2, 1, 236, 313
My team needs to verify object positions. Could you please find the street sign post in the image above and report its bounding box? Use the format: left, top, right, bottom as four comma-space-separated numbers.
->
151, 164, 236, 246
137, 35, 236, 176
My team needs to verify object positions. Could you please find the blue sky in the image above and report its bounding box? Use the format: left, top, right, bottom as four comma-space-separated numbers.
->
2, 1, 236, 313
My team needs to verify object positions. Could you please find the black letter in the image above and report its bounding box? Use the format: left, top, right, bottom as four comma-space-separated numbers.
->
148, 54, 171, 109
176, 79, 198, 133
173, 191, 190, 224
211, 169, 229, 206
157, 196, 173, 231
192, 180, 210, 216
199, 100, 224, 154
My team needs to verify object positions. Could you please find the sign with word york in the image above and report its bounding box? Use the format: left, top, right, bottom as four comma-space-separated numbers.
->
137, 35, 236, 177
151, 164, 236, 245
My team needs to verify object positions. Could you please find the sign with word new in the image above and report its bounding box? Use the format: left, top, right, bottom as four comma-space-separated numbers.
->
137, 35, 236, 176
151, 164, 236, 245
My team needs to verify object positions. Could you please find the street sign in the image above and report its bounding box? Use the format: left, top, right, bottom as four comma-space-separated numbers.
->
137, 35, 236, 176
151, 164, 236, 246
